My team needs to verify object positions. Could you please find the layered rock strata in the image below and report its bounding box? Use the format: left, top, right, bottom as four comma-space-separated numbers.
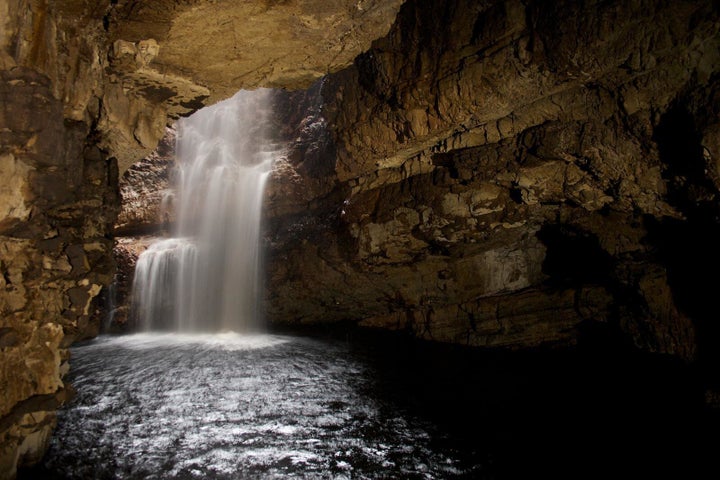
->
264, 0, 720, 365
111, 127, 177, 331
0, 3, 117, 476
115, 127, 176, 237
103, 0, 405, 173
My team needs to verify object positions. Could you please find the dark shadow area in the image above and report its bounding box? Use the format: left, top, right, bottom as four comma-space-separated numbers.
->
536, 224, 614, 287
363, 333, 715, 479
274, 325, 718, 479
647, 102, 720, 387
653, 105, 709, 210
644, 213, 720, 382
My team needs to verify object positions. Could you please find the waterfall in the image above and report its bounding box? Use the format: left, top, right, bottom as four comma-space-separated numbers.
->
131, 89, 276, 332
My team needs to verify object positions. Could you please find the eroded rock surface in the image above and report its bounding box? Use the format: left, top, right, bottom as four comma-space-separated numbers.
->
103, 0, 405, 173
0, 68, 117, 480
107, 0, 405, 101
264, 0, 720, 364
0, 2, 119, 476
115, 127, 176, 236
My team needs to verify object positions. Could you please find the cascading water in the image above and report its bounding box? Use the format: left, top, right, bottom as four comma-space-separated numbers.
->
131, 89, 276, 332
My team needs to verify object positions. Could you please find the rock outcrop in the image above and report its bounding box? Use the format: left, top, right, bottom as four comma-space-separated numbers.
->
109, 127, 178, 333
103, 0, 405, 173
115, 127, 176, 236
107, 236, 161, 331
106, 0, 405, 103
264, 0, 720, 365
0, 3, 117, 476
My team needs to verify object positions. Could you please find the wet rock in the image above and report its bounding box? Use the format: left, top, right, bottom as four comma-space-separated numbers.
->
108, 236, 158, 331
115, 127, 177, 236
0, 4, 118, 474
264, 0, 719, 363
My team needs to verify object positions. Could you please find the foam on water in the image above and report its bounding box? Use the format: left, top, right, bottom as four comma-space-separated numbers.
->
86, 332, 290, 351
38, 335, 473, 479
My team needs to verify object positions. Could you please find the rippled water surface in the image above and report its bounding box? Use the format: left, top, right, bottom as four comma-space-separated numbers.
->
35, 333, 479, 479
30, 332, 719, 479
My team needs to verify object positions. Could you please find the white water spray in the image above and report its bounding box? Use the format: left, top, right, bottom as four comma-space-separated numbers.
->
131, 90, 276, 332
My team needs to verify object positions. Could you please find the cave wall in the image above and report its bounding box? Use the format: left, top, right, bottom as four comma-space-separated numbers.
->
265, 0, 720, 362
0, 2, 117, 475
103, 0, 405, 173
1, 0, 719, 476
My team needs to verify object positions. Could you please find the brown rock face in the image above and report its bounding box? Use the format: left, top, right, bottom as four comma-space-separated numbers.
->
108, 236, 160, 331
107, 0, 405, 101
103, 0, 405, 173
264, 0, 720, 363
0, 2, 121, 474
115, 127, 177, 236
0, 68, 117, 479
0, 1, 120, 475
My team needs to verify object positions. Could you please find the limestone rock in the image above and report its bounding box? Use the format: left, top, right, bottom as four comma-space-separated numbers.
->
100, 0, 404, 173
107, 236, 158, 331
264, 0, 719, 363
0, 4, 118, 475
0, 154, 32, 231
115, 127, 177, 236
107, 0, 405, 101
0, 409, 57, 479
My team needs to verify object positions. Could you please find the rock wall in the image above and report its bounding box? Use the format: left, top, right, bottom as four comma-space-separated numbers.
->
111, 127, 177, 332
264, 0, 720, 364
0, 2, 117, 476
103, 0, 405, 173
115, 127, 176, 237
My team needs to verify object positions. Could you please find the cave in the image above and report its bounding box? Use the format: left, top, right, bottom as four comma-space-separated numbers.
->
2, 0, 720, 478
